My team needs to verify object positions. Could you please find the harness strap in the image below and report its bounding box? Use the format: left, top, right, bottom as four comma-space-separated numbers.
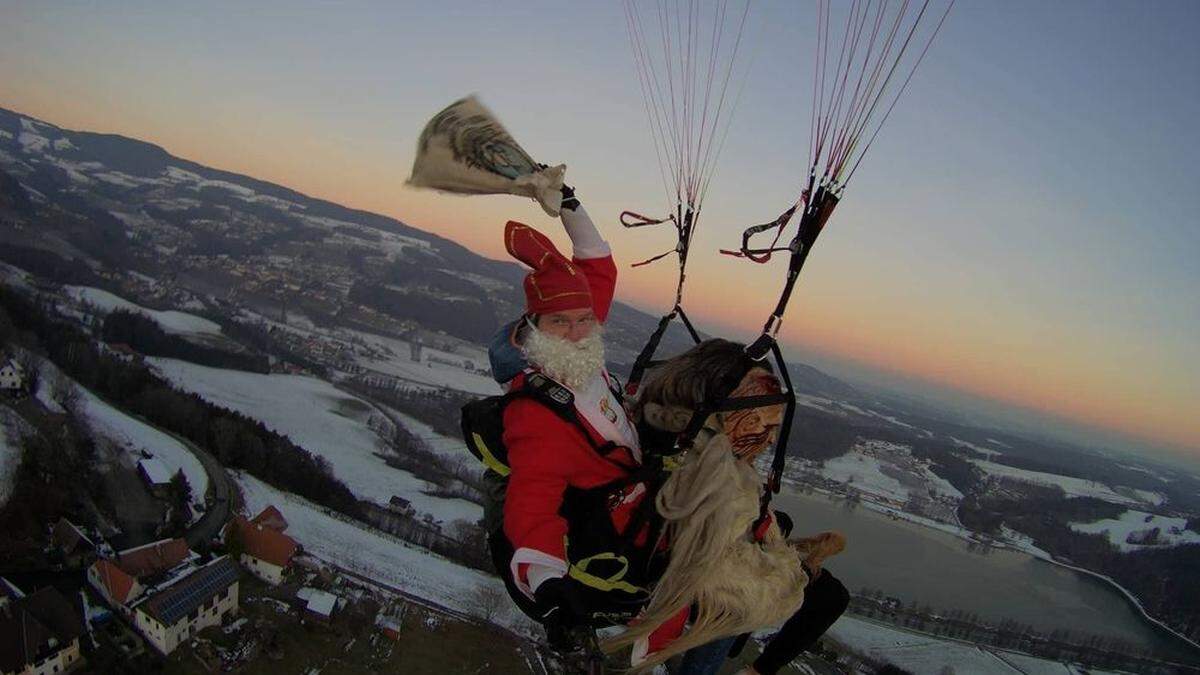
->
504, 374, 631, 473
626, 305, 703, 396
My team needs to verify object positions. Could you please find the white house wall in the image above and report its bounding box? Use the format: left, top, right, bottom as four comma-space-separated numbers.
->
19, 638, 81, 675
240, 554, 285, 585
134, 581, 239, 655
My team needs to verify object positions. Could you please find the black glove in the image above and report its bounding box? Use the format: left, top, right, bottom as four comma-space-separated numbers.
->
535, 576, 590, 631
560, 183, 580, 211
774, 509, 795, 538
535, 163, 580, 212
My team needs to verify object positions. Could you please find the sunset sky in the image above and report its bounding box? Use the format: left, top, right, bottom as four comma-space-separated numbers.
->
2, 2, 1197, 466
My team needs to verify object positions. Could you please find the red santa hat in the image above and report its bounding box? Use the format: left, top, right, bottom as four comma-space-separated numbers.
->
505, 220, 593, 315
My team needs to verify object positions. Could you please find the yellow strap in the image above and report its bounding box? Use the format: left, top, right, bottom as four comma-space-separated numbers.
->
471, 432, 510, 477
568, 552, 645, 595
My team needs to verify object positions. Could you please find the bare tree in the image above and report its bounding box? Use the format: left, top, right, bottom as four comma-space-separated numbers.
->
472, 582, 508, 623
14, 351, 40, 396
49, 369, 81, 413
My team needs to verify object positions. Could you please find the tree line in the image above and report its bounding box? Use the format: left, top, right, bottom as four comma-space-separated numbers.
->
0, 284, 361, 520
101, 308, 269, 373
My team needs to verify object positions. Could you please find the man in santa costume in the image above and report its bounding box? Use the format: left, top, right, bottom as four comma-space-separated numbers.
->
489, 189, 689, 655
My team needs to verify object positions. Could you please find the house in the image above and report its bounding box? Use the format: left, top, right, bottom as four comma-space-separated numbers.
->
225, 511, 298, 586
250, 505, 287, 532
136, 459, 172, 494
114, 538, 191, 579
0, 577, 23, 610
87, 560, 141, 610
105, 343, 142, 364
0, 360, 24, 393
375, 614, 402, 641
302, 589, 338, 624
86, 538, 191, 610
51, 518, 96, 568
130, 557, 240, 655
0, 586, 85, 675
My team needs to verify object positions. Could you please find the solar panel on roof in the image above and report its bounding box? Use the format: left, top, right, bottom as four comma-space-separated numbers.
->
145, 558, 238, 625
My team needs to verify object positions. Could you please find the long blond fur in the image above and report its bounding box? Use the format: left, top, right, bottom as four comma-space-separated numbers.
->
600, 425, 808, 670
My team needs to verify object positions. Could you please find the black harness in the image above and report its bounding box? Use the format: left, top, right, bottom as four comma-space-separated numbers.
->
461, 372, 670, 625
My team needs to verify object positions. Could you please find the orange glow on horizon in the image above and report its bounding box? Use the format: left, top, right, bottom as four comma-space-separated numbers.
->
3, 94, 1196, 459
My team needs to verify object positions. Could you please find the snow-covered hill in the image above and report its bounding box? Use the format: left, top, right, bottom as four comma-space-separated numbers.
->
148, 357, 481, 525
970, 457, 1164, 508
1071, 509, 1200, 551
63, 285, 222, 337
234, 470, 534, 635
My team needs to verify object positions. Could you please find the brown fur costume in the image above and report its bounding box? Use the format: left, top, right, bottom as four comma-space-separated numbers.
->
600, 399, 808, 670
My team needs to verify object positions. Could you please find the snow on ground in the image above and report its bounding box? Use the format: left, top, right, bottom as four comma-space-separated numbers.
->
999, 526, 1053, 559
990, 650, 1125, 675
828, 616, 1114, 674
357, 352, 498, 396
77, 386, 208, 520
969, 458, 1153, 508
384, 408, 469, 464
950, 436, 1004, 458
1129, 488, 1166, 506
234, 471, 536, 635
922, 465, 964, 501
0, 262, 33, 291
820, 447, 910, 504
1070, 509, 1200, 552
63, 286, 222, 337
341, 328, 498, 396
148, 358, 481, 525
17, 119, 50, 153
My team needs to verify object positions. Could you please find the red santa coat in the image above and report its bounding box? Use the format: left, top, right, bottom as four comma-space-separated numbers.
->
502, 253, 648, 596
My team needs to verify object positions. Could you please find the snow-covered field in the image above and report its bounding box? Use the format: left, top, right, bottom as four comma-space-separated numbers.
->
234, 471, 535, 635
822, 452, 910, 504
77, 387, 208, 520
341, 328, 498, 396
828, 616, 1122, 675
1070, 509, 1200, 552
816, 440, 962, 507
64, 286, 222, 337
969, 458, 1162, 508
950, 436, 1005, 458
384, 408, 469, 464
148, 358, 481, 524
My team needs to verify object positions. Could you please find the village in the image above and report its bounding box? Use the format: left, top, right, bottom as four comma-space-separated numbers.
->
2, 501, 530, 674
0, 342, 532, 675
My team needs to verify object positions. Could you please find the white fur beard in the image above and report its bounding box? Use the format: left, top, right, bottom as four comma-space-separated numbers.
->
524, 323, 606, 390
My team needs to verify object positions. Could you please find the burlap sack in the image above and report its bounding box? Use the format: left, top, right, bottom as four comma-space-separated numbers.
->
408, 96, 566, 217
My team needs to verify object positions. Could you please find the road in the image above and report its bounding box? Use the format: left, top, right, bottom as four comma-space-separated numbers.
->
127, 410, 233, 548
179, 430, 232, 548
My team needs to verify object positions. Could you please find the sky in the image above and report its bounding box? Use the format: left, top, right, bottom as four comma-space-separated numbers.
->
1, 1, 1197, 467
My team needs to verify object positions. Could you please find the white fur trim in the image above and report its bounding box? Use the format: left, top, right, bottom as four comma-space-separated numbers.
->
631, 636, 650, 666
527, 566, 562, 595
572, 371, 641, 455
510, 547, 568, 599
562, 204, 611, 259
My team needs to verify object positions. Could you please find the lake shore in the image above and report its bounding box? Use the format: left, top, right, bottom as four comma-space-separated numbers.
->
779, 481, 1200, 660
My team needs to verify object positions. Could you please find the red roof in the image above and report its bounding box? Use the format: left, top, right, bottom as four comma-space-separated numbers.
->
91, 560, 136, 604
115, 538, 190, 578
231, 517, 298, 568
251, 505, 288, 532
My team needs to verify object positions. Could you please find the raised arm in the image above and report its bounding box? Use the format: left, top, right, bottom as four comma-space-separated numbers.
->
560, 186, 618, 323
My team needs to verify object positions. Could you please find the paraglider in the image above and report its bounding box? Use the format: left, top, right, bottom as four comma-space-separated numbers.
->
409, 2, 953, 671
